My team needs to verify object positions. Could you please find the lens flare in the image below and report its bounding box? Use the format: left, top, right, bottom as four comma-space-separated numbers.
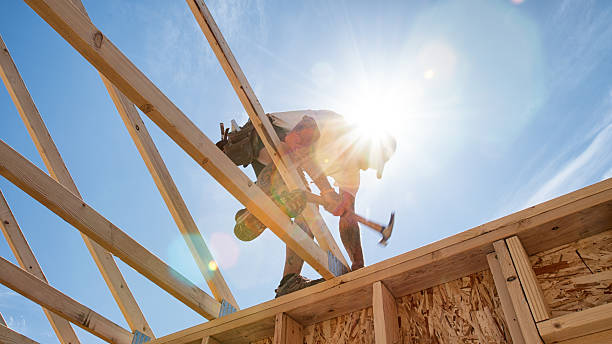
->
208, 260, 218, 271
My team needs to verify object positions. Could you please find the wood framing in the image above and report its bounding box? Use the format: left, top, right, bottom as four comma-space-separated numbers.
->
0, 256, 132, 344
273, 313, 303, 344
0, 33, 153, 337
493, 240, 542, 344
487, 253, 525, 344
185, 0, 348, 270
0, 139, 221, 319
506, 236, 550, 322
65, 0, 237, 310
150, 178, 611, 344
0, 324, 40, 344
22, 0, 340, 279
537, 302, 612, 343
102, 77, 237, 309
372, 281, 400, 344
0, 190, 81, 344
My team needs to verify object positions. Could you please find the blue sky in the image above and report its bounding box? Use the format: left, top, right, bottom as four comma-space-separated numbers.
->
1, 0, 611, 342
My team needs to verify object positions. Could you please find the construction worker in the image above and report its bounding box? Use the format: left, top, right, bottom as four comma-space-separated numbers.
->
216, 110, 396, 297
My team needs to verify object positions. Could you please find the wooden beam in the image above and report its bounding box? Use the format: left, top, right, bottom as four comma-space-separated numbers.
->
273, 313, 302, 344
150, 178, 612, 344
0, 312, 5, 326
372, 281, 399, 344
201, 336, 221, 344
0, 190, 81, 344
555, 329, 612, 344
102, 77, 237, 310
0, 324, 40, 344
186, 0, 348, 270
487, 253, 525, 344
22, 0, 337, 279
506, 236, 550, 322
537, 302, 612, 343
0, 256, 132, 344
493, 240, 542, 344
0, 33, 154, 337
0, 139, 221, 319
63, 0, 237, 310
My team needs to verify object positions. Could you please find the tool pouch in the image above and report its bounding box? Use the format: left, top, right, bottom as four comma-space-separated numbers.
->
224, 121, 256, 167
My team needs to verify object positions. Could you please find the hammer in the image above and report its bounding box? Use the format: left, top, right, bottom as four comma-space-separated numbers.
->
304, 192, 395, 246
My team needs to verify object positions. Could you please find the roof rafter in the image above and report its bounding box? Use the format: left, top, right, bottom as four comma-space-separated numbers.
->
21, 0, 338, 278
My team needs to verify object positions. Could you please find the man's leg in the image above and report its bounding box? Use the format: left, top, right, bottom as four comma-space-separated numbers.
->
339, 192, 364, 270
282, 215, 312, 277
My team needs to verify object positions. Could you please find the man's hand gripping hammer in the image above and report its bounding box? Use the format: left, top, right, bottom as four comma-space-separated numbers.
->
305, 192, 395, 246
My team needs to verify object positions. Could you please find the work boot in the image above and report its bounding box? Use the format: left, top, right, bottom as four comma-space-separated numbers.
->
233, 209, 266, 241
274, 273, 324, 298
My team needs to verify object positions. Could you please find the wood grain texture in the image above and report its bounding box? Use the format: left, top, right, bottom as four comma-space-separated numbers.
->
303, 307, 373, 344
530, 229, 612, 317
0, 324, 39, 344
494, 240, 542, 344
274, 313, 303, 344
0, 139, 220, 319
23, 0, 334, 279
537, 302, 612, 343
397, 269, 510, 344
556, 328, 612, 344
151, 178, 611, 344
506, 236, 550, 322
0, 257, 132, 344
0, 32, 152, 337
0, 190, 80, 344
186, 0, 348, 270
488, 253, 525, 344
102, 73, 237, 310
372, 282, 399, 344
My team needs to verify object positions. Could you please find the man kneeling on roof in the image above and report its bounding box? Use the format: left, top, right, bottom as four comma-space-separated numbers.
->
216, 110, 396, 298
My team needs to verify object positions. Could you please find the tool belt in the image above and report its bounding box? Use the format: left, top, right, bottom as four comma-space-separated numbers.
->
223, 120, 257, 167
216, 116, 289, 168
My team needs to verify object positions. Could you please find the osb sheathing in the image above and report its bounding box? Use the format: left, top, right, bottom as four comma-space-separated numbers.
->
530, 229, 612, 317
302, 270, 510, 344
304, 307, 374, 344
397, 270, 510, 344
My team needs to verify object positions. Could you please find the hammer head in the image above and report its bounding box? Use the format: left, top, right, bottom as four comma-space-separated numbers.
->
378, 212, 395, 246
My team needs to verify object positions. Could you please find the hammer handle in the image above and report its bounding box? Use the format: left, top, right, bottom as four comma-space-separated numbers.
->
305, 192, 384, 233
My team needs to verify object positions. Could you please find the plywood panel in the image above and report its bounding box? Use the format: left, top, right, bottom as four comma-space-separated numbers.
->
397, 270, 512, 344
530, 229, 612, 317
304, 307, 374, 344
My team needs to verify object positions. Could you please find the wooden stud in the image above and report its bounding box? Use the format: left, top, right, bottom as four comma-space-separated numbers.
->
274, 313, 303, 344
0, 33, 154, 338
0, 139, 221, 319
102, 77, 237, 310
0, 256, 132, 344
186, 0, 349, 271
201, 336, 221, 344
554, 329, 612, 344
506, 236, 550, 322
537, 302, 612, 343
487, 253, 525, 344
372, 281, 400, 344
0, 323, 40, 344
493, 240, 542, 344
0, 190, 81, 344
22, 0, 335, 279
